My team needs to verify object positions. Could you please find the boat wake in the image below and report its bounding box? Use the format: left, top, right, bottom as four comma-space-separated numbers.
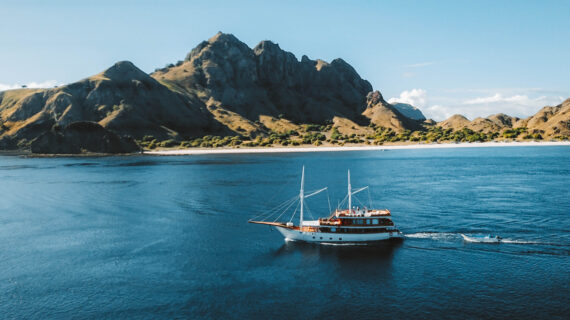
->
460, 234, 501, 243
405, 232, 459, 241
405, 232, 547, 245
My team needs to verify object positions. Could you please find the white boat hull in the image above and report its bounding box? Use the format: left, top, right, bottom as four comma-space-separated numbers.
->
275, 226, 403, 244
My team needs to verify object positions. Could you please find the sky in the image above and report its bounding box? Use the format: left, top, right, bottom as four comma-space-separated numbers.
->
1, 0, 569, 121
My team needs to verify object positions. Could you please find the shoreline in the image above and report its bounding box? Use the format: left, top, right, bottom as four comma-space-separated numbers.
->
144, 141, 570, 156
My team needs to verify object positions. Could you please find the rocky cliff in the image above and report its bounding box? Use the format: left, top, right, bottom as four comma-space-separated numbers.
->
151, 32, 389, 134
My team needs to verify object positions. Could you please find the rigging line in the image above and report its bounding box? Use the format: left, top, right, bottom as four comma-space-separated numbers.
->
250, 195, 297, 221
249, 194, 299, 221
338, 193, 348, 208
327, 189, 332, 214
289, 201, 300, 223
368, 188, 373, 208
272, 197, 300, 222
253, 170, 300, 220
304, 201, 314, 220
250, 202, 294, 223
273, 197, 299, 223
260, 171, 299, 207
264, 194, 299, 213
250, 198, 298, 223
354, 195, 367, 209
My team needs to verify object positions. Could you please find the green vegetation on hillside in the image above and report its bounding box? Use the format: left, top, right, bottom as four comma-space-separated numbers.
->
136, 124, 558, 151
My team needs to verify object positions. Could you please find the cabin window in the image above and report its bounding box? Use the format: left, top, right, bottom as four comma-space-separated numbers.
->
331, 227, 336, 232
373, 219, 379, 225
366, 219, 371, 225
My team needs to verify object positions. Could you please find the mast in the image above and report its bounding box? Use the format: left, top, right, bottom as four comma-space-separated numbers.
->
348, 169, 352, 212
300, 166, 305, 227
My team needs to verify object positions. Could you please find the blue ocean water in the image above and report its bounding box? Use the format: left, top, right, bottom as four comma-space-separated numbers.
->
0, 146, 569, 319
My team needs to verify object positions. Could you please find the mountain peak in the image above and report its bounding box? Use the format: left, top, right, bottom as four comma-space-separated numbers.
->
253, 40, 281, 53
366, 91, 387, 106
185, 32, 251, 62
208, 32, 242, 45
102, 61, 149, 82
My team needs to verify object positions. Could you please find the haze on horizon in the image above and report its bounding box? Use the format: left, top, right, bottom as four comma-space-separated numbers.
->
1, 0, 569, 121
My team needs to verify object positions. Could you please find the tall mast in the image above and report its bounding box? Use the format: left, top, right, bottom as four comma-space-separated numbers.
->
300, 166, 305, 227
348, 169, 352, 212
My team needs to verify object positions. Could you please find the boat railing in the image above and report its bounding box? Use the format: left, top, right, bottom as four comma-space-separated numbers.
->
318, 218, 341, 226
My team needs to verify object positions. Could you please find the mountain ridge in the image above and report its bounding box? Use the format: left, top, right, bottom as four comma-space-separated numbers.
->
1, 32, 568, 153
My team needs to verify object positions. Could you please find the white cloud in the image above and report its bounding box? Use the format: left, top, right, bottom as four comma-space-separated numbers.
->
463, 93, 549, 106
389, 88, 567, 122
423, 104, 457, 121
0, 80, 61, 92
404, 62, 435, 68
458, 93, 563, 120
388, 88, 427, 108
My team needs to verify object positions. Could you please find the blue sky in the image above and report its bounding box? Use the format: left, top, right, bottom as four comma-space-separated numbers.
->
1, 0, 569, 120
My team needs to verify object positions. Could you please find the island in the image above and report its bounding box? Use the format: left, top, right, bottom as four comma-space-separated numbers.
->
1, 32, 568, 155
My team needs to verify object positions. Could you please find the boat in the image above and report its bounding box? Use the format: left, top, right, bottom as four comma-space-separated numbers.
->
248, 167, 404, 244
460, 234, 502, 243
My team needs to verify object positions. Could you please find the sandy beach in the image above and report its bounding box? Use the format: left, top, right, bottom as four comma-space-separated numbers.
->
144, 141, 570, 156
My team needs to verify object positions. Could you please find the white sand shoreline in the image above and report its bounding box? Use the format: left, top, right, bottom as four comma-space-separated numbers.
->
144, 141, 570, 156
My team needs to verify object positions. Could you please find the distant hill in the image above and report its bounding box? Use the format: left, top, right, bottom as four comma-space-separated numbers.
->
0, 61, 216, 150
391, 103, 426, 121
436, 98, 570, 138
0, 32, 568, 153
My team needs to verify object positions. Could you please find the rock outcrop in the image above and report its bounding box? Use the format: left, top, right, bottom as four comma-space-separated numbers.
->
30, 121, 140, 154
363, 91, 423, 131
392, 103, 426, 121
522, 98, 570, 136
152, 32, 374, 127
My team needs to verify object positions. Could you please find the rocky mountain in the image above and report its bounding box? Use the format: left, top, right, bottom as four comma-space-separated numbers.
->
0, 32, 421, 153
1, 32, 567, 153
0, 61, 217, 150
151, 32, 382, 132
362, 91, 423, 131
30, 121, 139, 154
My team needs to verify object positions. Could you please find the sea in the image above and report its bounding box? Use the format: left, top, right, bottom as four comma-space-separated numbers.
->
0, 146, 568, 319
